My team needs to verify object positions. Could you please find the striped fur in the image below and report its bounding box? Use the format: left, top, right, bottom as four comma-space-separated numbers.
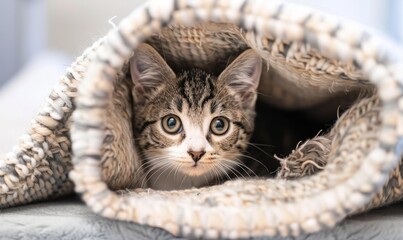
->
130, 44, 261, 190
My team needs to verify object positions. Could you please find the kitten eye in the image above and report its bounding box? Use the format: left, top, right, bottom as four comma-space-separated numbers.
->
210, 117, 230, 135
162, 115, 182, 134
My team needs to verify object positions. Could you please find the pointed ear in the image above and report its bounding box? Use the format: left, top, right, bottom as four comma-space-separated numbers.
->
218, 49, 262, 108
130, 43, 175, 104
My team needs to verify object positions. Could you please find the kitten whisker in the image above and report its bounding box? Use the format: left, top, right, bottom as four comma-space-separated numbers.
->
216, 162, 236, 181
221, 162, 245, 180
173, 163, 182, 179
153, 162, 178, 187
221, 158, 258, 178
237, 162, 259, 178
244, 144, 277, 166
212, 166, 225, 184
256, 91, 275, 98
216, 162, 236, 180
202, 171, 209, 187
248, 142, 275, 147
140, 157, 174, 187
231, 161, 255, 178
219, 159, 251, 178
238, 153, 271, 173
131, 156, 163, 186
245, 147, 275, 161
137, 155, 173, 178
179, 164, 188, 189
142, 162, 172, 188
219, 161, 247, 180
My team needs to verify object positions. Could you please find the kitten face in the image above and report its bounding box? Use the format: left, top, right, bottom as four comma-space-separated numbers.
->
130, 44, 261, 190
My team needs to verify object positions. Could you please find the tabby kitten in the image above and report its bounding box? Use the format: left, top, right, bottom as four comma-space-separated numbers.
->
130, 44, 262, 190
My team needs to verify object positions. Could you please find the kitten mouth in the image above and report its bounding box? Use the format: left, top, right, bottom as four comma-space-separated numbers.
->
175, 161, 215, 176
192, 161, 214, 167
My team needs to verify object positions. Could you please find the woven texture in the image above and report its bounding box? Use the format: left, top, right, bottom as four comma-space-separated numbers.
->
1, 0, 403, 238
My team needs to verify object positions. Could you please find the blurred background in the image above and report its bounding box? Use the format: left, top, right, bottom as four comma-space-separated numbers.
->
0, 0, 402, 152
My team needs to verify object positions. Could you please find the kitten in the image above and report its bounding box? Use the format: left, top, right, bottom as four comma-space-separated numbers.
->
130, 43, 262, 190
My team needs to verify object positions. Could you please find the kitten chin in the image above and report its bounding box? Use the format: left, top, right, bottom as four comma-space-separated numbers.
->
130, 43, 262, 190
146, 168, 215, 190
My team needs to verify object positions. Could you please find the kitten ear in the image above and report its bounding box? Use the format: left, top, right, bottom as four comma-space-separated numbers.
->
130, 43, 175, 104
218, 49, 262, 108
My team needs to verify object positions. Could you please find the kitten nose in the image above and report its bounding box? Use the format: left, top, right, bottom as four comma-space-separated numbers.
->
187, 150, 206, 162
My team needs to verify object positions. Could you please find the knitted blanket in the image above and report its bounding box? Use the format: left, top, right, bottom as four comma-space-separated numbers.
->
1, 0, 403, 238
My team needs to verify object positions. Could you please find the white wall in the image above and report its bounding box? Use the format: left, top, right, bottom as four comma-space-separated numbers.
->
287, 0, 388, 32
46, 0, 145, 56
0, 1, 18, 86
386, 0, 403, 42
18, 0, 47, 64
0, 0, 46, 86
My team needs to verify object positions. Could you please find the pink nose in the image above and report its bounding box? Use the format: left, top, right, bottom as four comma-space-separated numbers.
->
187, 150, 206, 162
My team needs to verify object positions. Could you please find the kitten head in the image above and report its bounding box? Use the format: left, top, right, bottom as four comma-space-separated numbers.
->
130, 44, 262, 188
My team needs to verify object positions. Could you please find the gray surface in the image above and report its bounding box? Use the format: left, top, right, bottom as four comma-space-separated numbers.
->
0, 196, 182, 240
0, 196, 402, 240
